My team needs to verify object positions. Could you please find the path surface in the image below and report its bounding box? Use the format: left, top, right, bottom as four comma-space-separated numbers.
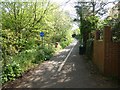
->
3, 39, 119, 88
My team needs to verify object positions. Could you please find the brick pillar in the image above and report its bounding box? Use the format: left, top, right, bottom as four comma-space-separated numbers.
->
103, 26, 112, 75
103, 26, 112, 42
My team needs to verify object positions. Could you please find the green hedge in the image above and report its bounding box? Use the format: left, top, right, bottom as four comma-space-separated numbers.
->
86, 39, 93, 60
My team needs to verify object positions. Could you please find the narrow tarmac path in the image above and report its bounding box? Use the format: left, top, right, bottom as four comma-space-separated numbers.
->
3, 39, 119, 88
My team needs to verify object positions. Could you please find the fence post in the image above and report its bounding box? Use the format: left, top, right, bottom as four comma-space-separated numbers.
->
103, 26, 112, 75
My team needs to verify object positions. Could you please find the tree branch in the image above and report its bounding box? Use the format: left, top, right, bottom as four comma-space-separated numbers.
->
32, 0, 51, 27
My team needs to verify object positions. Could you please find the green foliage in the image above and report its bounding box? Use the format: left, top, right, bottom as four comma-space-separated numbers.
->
2, 61, 22, 83
1, 1, 73, 84
99, 17, 120, 42
81, 15, 99, 35
112, 21, 120, 42
86, 39, 93, 60
60, 38, 72, 49
33, 49, 45, 63
60, 41, 69, 49
79, 15, 100, 51
33, 45, 55, 63
13, 49, 36, 70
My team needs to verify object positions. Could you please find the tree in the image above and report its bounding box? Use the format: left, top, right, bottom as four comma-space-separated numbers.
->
74, 0, 118, 53
1, 0, 73, 84
1, 0, 73, 67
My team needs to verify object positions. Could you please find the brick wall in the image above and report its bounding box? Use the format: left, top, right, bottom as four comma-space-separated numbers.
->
104, 42, 120, 76
93, 40, 104, 72
93, 26, 120, 77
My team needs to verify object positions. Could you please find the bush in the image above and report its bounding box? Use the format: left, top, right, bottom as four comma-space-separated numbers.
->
33, 46, 55, 63
60, 40, 71, 49
2, 49, 37, 84
33, 49, 45, 63
86, 38, 93, 60
1, 45, 56, 84
10, 49, 36, 71
43, 46, 55, 60
2, 61, 22, 84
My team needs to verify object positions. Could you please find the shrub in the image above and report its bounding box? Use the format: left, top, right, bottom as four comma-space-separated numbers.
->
60, 40, 71, 49
33, 46, 55, 63
2, 61, 22, 84
86, 38, 93, 60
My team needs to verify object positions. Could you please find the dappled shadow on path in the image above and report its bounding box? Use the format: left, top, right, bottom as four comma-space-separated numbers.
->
2, 39, 119, 88
14, 40, 79, 88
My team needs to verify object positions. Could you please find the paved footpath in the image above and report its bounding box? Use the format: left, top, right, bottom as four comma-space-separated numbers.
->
3, 39, 119, 88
